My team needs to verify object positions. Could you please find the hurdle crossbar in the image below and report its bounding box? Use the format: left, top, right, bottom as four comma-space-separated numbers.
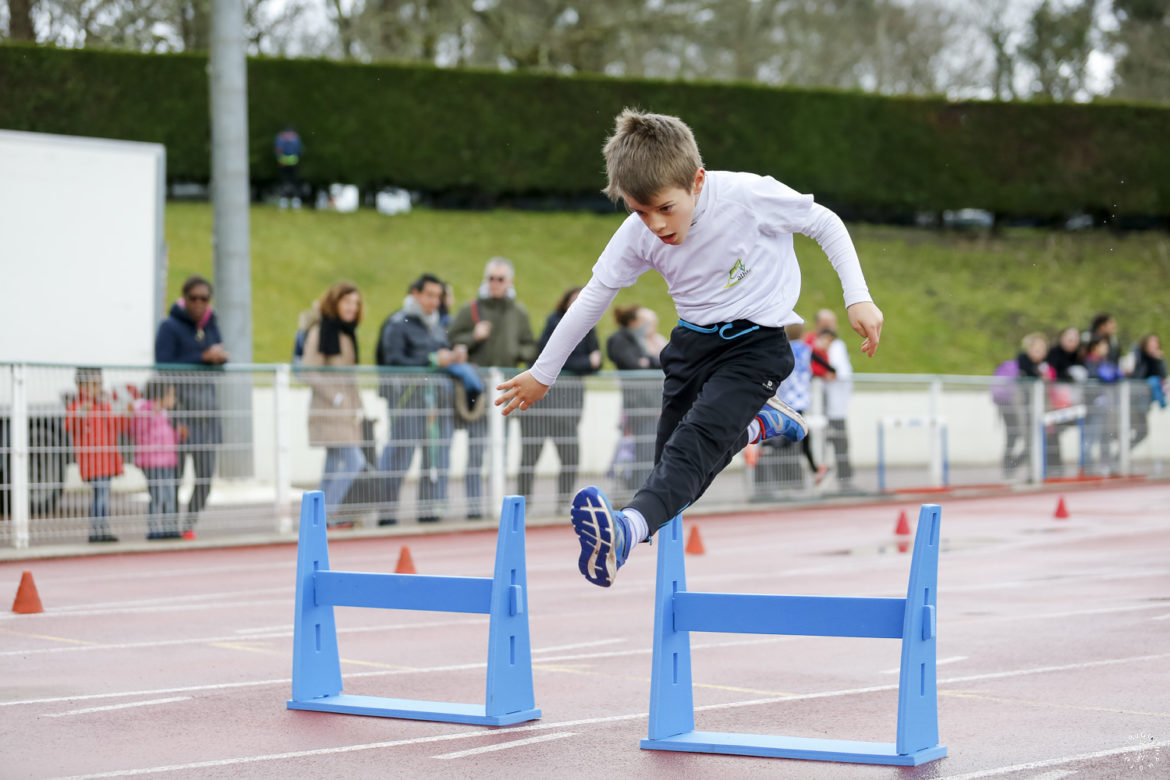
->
641, 504, 946, 766
286, 491, 541, 726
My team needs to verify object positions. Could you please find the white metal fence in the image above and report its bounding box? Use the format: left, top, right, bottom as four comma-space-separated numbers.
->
2, 362, 1166, 549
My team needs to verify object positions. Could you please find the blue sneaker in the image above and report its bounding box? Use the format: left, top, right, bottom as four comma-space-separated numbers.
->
754, 397, 808, 443
570, 486, 631, 587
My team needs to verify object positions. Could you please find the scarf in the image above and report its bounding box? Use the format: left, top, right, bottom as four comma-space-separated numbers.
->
318, 317, 358, 363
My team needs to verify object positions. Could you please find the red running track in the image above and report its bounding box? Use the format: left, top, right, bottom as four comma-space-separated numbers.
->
2, 483, 1169, 778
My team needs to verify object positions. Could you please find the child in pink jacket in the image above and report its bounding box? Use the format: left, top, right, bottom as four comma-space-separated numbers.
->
132, 379, 185, 540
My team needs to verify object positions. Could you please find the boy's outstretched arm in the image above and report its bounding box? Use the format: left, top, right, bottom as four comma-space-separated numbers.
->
496, 371, 549, 416
847, 300, 884, 357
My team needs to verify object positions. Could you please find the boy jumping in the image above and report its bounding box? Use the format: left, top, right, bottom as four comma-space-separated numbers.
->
496, 109, 883, 587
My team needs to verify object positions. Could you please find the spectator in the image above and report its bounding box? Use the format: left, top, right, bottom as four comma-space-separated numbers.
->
301, 282, 367, 527
1129, 333, 1166, 449
816, 309, 856, 491
1083, 335, 1123, 473
274, 125, 303, 209
998, 332, 1053, 478
1047, 326, 1085, 383
155, 275, 227, 538
606, 305, 665, 493
1086, 313, 1122, 366
64, 367, 127, 543
517, 287, 602, 509
448, 258, 538, 518
131, 378, 183, 540
1045, 326, 1086, 470
374, 274, 468, 525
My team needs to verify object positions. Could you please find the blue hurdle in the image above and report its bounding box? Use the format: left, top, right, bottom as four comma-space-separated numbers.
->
641, 504, 946, 766
286, 491, 541, 726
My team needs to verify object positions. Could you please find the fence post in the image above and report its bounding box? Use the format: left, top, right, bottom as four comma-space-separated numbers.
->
1118, 382, 1131, 476
488, 368, 505, 520
1029, 380, 1045, 483
928, 379, 942, 487
274, 364, 292, 533
10, 364, 30, 549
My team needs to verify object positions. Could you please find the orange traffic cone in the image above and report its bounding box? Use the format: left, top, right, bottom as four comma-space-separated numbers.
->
894, 510, 911, 536
12, 571, 43, 614
1054, 496, 1070, 520
395, 546, 417, 574
685, 525, 706, 555
896, 540, 911, 554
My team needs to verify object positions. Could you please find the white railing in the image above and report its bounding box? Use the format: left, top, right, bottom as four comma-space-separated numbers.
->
1, 362, 1166, 550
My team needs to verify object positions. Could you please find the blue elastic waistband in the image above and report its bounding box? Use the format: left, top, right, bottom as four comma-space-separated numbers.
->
677, 319, 761, 340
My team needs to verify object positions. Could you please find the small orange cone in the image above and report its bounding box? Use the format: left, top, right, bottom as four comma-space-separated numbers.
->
1054, 496, 1070, 520
395, 546, 417, 574
685, 525, 706, 555
894, 510, 911, 536
12, 571, 43, 614
896, 540, 911, 554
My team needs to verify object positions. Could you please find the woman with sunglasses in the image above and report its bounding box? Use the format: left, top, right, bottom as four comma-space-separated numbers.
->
154, 274, 229, 538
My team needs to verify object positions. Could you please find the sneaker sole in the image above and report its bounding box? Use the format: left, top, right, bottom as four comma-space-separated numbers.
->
570, 487, 619, 587
765, 396, 809, 440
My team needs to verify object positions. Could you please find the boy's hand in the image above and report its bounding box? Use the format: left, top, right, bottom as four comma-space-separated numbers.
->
847, 301, 884, 357
495, 371, 549, 416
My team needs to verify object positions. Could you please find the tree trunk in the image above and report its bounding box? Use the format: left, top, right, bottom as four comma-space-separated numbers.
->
7, 0, 35, 40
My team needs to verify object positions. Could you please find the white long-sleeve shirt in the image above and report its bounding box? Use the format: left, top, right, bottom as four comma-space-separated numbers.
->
530, 170, 872, 386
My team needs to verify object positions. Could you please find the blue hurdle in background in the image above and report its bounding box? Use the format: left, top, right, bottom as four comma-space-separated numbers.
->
286, 492, 541, 726
642, 504, 946, 766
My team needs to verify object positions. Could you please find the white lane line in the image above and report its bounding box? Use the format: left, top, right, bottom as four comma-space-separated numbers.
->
0, 617, 489, 657
939, 652, 1170, 685
531, 638, 625, 654
9, 646, 1169, 711
940, 739, 1170, 779
881, 656, 967, 674
45, 682, 1170, 778
43, 697, 190, 718
431, 732, 576, 760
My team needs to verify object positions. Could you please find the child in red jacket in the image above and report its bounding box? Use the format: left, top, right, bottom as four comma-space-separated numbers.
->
65, 367, 128, 543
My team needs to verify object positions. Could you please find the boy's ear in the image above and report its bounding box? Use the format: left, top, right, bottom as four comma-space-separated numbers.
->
692, 168, 706, 194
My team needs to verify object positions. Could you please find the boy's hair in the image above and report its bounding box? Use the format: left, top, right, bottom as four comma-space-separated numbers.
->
143, 378, 173, 401
602, 109, 703, 205
786, 323, 806, 340
318, 281, 363, 323
1089, 312, 1113, 334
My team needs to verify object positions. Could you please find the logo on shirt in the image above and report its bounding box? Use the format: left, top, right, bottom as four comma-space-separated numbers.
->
723, 258, 751, 288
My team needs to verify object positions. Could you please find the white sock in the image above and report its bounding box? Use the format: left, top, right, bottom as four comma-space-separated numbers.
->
747, 419, 762, 444
621, 507, 649, 544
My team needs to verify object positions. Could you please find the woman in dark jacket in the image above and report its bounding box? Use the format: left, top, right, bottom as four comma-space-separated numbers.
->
154, 275, 228, 536
606, 305, 664, 492
1130, 333, 1167, 448
517, 287, 601, 508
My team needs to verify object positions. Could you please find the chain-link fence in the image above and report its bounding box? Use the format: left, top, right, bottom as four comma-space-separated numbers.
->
2, 363, 1166, 549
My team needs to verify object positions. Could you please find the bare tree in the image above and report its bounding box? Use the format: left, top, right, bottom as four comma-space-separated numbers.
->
7, 0, 37, 39
1110, 0, 1170, 103
1018, 0, 1095, 100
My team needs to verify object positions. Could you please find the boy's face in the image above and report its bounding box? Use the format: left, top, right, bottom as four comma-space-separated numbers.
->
622, 169, 705, 247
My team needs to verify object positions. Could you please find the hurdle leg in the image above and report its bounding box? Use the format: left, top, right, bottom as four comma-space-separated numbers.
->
896, 504, 942, 757
484, 496, 540, 722
289, 491, 343, 703
644, 515, 695, 740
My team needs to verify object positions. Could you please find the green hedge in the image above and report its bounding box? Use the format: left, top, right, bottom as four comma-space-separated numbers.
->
2, 44, 1168, 217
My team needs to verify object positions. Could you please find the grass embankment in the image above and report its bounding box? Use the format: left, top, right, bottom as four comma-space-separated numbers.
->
165, 202, 1170, 374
